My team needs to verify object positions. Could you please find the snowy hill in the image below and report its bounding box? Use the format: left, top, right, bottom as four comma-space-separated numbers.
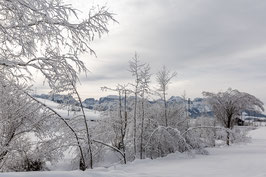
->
34, 94, 79, 105
36, 98, 100, 121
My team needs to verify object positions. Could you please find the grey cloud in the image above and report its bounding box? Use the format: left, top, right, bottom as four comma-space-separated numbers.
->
80, 61, 132, 83
50, 0, 266, 108
130, 0, 266, 65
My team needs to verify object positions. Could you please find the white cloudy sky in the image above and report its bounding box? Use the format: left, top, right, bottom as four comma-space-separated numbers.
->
35, 0, 266, 106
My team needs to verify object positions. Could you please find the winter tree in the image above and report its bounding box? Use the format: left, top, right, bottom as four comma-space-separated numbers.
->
203, 88, 264, 145
139, 63, 151, 159
156, 66, 177, 127
128, 53, 144, 157
70, 83, 93, 169
0, 79, 67, 172
0, 0, 116, 171
0, 0, 116, 92
100, 85, 130, 164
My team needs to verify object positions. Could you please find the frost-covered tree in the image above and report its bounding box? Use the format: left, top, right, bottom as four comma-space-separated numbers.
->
156, 66, 177, 127
0, 0, 116, 92
143, 101, 191, 158
26, 91, 89, 171
100, 85, 130, 164
0, 79, 66, 172
0, 0, 116, 171
70, 83, 93, 169
203, 88, 264, 145
128, 53, 145, 157
138, 63, 151, 159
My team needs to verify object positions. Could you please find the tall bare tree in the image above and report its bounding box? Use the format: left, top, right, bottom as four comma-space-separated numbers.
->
71, 83, 93, 169
128, 53, 145, 157
139, 64, 151, 159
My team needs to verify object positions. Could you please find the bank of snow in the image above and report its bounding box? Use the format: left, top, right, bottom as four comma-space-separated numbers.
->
2, 127, 266, 177
36, 98, 100, 121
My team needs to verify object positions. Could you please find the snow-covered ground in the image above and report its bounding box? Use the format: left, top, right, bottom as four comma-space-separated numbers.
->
36, 98, 100, 121
2, 126, 266, 177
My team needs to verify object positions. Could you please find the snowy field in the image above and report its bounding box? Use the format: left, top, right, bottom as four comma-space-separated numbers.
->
36, 98, 100, 121
1, 127, 266, 177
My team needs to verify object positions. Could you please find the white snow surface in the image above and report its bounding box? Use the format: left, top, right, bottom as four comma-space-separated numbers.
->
2, 127, 266, 177
36, 98, 100, 120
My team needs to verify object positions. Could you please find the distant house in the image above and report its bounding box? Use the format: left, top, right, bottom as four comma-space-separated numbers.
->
235, 117, 245, 126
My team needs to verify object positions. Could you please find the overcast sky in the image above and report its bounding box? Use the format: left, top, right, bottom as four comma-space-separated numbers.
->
35, 0, 266, 107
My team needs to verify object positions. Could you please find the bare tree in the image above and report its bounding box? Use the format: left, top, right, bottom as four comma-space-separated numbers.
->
0, 79, 69, 171
0, 1, 116, 170
128, 53, 145, 157
0, 0, 116, 92
23, 91, 87, 171
156, 66, 177, 127
71, 83, 93, 169
203, 88, 264, 145
101, 85, 130, 164
139, 64, 151, 159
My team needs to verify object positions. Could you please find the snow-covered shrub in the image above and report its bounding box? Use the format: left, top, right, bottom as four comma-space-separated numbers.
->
190, 117, 216, 147
142, 102, 193, 159
145, 126, 191, 158
0, 80, 67, 172
226, 126, 251, 144
4, 140, 47, 172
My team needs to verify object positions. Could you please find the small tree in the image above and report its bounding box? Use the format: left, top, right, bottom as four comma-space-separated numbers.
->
203, 88, 264, 145
0, 79, 67, 172
101, 85, 130, 164
155, 66, 177, 127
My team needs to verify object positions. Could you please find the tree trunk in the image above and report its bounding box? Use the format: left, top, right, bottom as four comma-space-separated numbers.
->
140, 95, 145, 159
213, 120, 216, 147
163, 91, 168, 127
226, 131, 230, 146
73, 84, 93, 169
123, 90, 128, 163
226, 115, 232, 146
118, 90, 127, 164
133, 92, 137, 157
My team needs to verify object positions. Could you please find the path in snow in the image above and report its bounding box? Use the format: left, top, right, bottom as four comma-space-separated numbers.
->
2, 127, 266, 177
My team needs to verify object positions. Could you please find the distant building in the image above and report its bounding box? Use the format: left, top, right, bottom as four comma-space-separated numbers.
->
235, 117, 245, 126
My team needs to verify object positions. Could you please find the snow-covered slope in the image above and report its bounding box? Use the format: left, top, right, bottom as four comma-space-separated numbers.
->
36, 98, 100, 121
2, 127, 266, 177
